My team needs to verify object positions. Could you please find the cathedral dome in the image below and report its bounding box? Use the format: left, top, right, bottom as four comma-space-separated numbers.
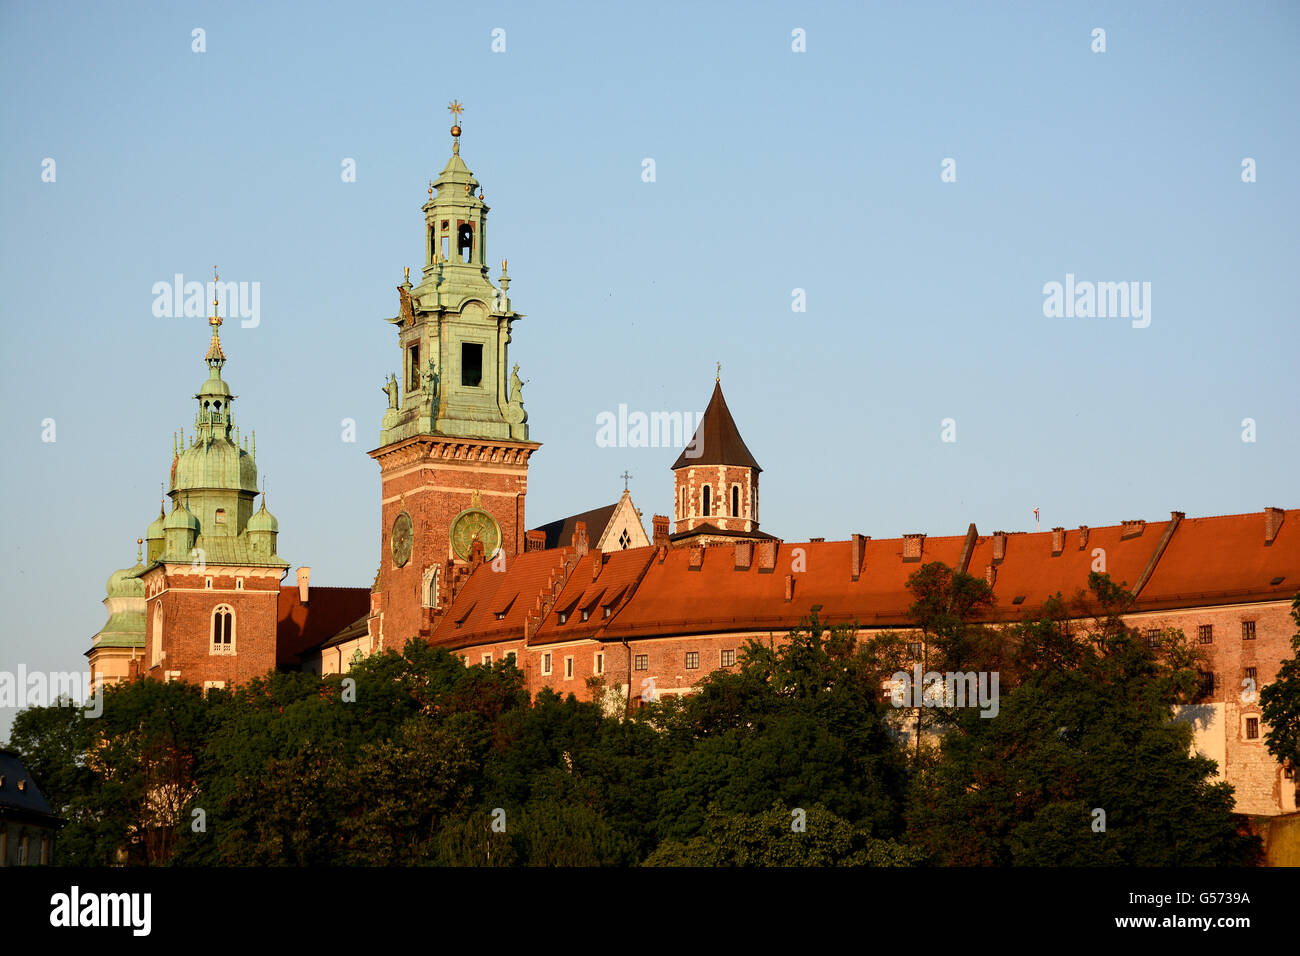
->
145, 506, 166, 542
174, 438, 258, 493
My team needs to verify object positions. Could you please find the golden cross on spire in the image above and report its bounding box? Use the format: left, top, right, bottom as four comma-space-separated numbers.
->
448, 100, 464, 154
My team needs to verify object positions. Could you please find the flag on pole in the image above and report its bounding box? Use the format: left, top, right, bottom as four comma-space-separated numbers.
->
1034, 508, 1040, 531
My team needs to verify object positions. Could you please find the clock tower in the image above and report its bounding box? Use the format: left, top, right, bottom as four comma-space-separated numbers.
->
368, 104, 540, 650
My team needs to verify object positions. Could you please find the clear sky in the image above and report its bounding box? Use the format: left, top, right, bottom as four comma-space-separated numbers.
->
2, 1, 1297, 739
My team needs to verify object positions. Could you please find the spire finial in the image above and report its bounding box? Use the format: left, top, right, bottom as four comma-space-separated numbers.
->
621, 470, 633, 492
716, 361, 721, 383
448, 100, 464, 154
206, 265, 226, 365
404, 265, 410, 282
428, 180, 434, 199
136, 538, 143, 562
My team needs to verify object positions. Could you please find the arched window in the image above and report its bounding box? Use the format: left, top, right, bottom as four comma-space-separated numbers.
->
702, 485, 711, 518
731, 485, 740, 517
211, 605, 235, 656
152, 604, 164, 667
457, 223, 474, 263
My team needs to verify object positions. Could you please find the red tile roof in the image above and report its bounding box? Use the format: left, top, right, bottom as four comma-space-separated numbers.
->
428, 548, 574, 650
417, 509, 1299, 649
277, 586, 371, 667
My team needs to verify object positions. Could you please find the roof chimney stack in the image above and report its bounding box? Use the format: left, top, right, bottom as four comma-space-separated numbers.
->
1051, 527, 1065, 557
902, 534, 924, 563
297, 567, 311, 604
851, 534, 867, 581
652, 514, 669, 547
992, 532, 1007, 564
1266, 507, 1284, 545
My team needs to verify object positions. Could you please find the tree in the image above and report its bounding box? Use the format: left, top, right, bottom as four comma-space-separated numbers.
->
1260, 594, 1300, 801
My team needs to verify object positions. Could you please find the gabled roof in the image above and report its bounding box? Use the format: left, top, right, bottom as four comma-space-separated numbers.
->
531, 503, 618, 551
1140, 511, 1298, 608
429, 548, 574, 649
671, 381, 761, 471
532, 547, 657, 645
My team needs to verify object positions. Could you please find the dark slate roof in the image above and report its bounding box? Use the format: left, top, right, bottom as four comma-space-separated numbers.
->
532, 503, 618, 550
671, 381, 761, 471
668, 523, 780, 543
0, 750, 59, 821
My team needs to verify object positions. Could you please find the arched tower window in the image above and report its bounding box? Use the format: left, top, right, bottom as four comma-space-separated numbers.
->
731, 485, 740, 518
421, 566, 440, 609
152, 604, 164, 667
701, 485, 711, 518
457, 223, 474, 263
211, 605, 235, 656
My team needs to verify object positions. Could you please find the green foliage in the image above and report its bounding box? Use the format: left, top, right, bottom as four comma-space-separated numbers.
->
1260, 594, 1300, 786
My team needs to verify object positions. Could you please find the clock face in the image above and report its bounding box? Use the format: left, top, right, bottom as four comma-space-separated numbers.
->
391, 511, 414, 567
450, 508, 501, 561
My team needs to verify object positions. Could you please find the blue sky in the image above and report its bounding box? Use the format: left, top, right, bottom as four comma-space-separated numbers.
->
2, 1, 1297, 737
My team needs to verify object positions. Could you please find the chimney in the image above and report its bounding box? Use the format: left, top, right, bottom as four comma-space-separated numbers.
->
784, 574, 795, 602
470, 539, 485, 566
657, 545, 668, 564
297, 567, 311, 603
985, 564, 997, 587
735, 540, 753, 570
572, 521, 589, 557
809, 537, 825, 543
1078, 526, 1089, 550
1266, 507, 1284, 546
525, 529, 546, 552
992, 532, 1007, 564
591, 549, 603, 581
851, 534, 867, 582
1120, 519, 1146, 540
757, 540, 778, 572
1051, 527, 1065, 556
652, 514, 669, 547
902, 534, 924, 562
688, 545, 704, 570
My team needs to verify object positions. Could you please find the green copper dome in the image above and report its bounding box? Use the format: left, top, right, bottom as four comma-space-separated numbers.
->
247, 499, 278, 533
174, 436, 258, 493
163, 499, 200, 531
146, 504, 166, 541
105, 562, 145, 599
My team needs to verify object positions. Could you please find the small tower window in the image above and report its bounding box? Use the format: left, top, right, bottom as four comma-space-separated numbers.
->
441, 235, 450, 260
407, 342, 420, 392
461, 343, 483, 387
702, 485, 711, 518
152, 604, 164, 667
731, 485, 740, 517
215, 508, 227, 525
457, 223, 474, 262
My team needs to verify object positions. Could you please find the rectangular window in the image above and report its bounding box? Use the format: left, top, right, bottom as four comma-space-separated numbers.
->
907, 642, 922, 660
594, 653, 604, 675
461, 343, 483, 387
542, 653, 552, 676
634, 654, 648, 671
407, 342, 420, 391
506, 650, 516, 663
1198, 671, 1216, 699
215, 508, 227, 524
564, 656, 574, 679
1145, 629, 1160, 649
1242, 620, 1256, 641
481, 653, 492, 666
685, 651, 699, 670
1198, 625, 1213, 645
721, 649, 735, 667
1246, 666, 1257, 683
1246, 718, 1259, 740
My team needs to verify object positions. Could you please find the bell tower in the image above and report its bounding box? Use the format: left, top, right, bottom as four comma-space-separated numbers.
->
369, 103, 540, 650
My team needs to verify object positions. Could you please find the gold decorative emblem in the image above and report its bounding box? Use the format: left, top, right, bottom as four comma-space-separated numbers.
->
450, 508, 500, 561
391, 511, 414, 567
